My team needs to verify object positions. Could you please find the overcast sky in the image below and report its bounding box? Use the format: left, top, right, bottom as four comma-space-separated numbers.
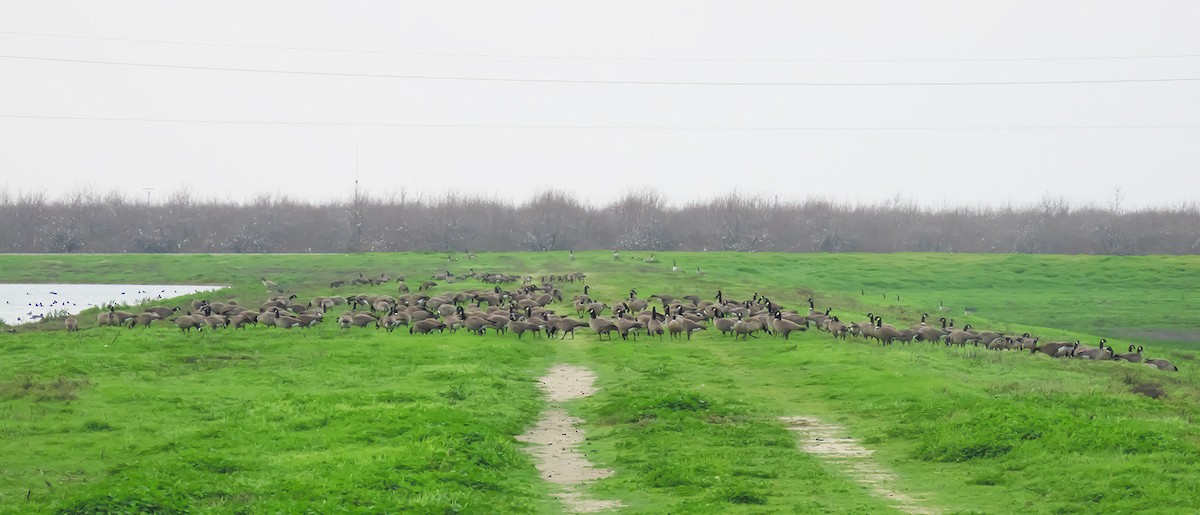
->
2, 1, 1199, 209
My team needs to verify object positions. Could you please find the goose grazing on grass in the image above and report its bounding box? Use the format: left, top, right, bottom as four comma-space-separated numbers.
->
174, 313, 202, 332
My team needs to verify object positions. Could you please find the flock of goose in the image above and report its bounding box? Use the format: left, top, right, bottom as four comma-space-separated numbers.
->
64, 266, 1179, 373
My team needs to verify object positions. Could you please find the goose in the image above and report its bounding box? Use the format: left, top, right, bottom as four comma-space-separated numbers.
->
771, 312, 807, 340
261, 277, 278, 290
551, 317, 589, 340
613, 317, 643, 341
127, 312, 162, 328
588, 308, 617, 340
645, 308, 665, 340
64, 317, 78, 332
275, 316, 304, 329
945, 325, 981, 347
349, 313, 378, 328
1113, 345, 1144, 363
205, 315, 229, 330
730, 314, 754, 341
826, 317, 849, 340
671, 260, 678, 272
464, 315, 492, 336
871, 318, 905, 345
506, 317, 542, 339
1032, 341, 1074, 356
145, 306, 179, 318
668, 315, 708, 340
174, 313, 202, 332
713, 316, 736, 336
695, 266, 705, 277
612, 250, 620, 260
569, 250, 576, 261
409, 319, 446, 334
1145, 359, 1179, 372
1054, 342, 1081, 358
938, 299, 950, 312
1073, 342, 1114, 360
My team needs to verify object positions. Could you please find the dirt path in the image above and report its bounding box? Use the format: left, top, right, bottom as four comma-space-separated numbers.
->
518, 364, 623, 513
781, 416, 939, 515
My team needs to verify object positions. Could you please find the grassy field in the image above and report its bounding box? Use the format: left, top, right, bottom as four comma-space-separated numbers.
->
1, 252, 1198, 514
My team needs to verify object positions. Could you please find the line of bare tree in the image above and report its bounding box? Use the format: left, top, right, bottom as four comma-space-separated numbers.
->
2, 188, 1197, 254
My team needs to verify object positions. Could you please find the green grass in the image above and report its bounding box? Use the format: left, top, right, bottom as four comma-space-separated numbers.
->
1, 251, 1199, 513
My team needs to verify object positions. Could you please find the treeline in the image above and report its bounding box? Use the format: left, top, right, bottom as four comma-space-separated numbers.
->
2, 189, 1198, 254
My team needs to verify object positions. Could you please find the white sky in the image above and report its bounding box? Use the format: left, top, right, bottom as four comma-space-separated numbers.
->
1, 1, 1199, 208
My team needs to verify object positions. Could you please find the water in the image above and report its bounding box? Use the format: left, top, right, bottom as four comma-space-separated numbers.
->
0, 283, 225, 325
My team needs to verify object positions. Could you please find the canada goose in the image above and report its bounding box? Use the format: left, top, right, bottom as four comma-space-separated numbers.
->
145, 306, 179, 318
330, 280, 345, 288
938, 300, 950, 312
409, 319, 447, 334
348, 313, 378, 328
174, 313, 202, 332
205, 315, 229, 330
713, 316, 736, 336
696, 266, 705, 277
1114, 345, 1144, 363
730, 314, 754, 341
97, 306, 119, 327
261, 277, 278, 290
668, 315, 708, 340
826, 316, 848, 340
1032, 341, 1074, 356
64, 317, 78, 332
569, 250, 576, 261
1073, 342, 1114, 360
127, 312, 162, 328
275, 315, 304, 329
671, 260, 678, 272
613, 317, 643, 340
945, 325, 981, 347
612, 250, 620, 260
1145, 359, 1179, 372
588, 308, 617, 340
419, 281, 438, 292
464, 316, 492, 336
507, 317, 542, 339
871, 318, 904, 345
646, 308, 665, 340
771, 312, 807, 340
550, 318, 588, 340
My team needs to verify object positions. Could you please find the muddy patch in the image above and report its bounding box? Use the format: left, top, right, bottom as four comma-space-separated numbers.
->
781, 416, 938, 515
519, 364, 622, 513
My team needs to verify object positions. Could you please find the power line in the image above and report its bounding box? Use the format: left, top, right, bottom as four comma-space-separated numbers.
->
2, 114, 1197, 131
3, 54, 1199, 86
3, 29, 1199, 64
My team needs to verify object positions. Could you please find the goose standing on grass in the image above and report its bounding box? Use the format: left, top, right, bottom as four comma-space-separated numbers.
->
671, 260, 678, 272
261, 277, 277, 290
696, 266, 705, 277
588, 308, 617, 340
569, 250, 576, 261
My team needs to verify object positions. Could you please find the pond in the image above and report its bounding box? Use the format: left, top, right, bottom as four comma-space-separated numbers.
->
0, 283, 225, 325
